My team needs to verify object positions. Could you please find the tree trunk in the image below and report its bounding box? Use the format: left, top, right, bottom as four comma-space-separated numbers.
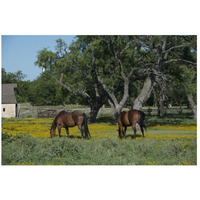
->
55, 72, 107, 123
157, 93, 165, 117
187, 95, 197, 120
113, 109, 121, 124
132, 76, 154, 110
109, 100, 122, 123
108, 78, 130, 123
88, 94, 108, 123
88, 104, 102, 123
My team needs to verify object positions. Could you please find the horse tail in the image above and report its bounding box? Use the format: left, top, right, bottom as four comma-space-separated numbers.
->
83, 113, 91, 139
138, 110, 147, 131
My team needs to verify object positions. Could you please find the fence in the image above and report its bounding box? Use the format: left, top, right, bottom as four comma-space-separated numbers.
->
140, 107, 192, 116
17, 103, 192, 118
17, 104, 90, 118
37, 109, 58, 118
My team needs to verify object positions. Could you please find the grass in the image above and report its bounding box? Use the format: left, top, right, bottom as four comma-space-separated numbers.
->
1, 115, 197, 165
2, 134, 196, 165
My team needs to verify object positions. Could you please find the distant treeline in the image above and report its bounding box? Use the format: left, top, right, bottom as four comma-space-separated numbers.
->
2, 67, 192, 108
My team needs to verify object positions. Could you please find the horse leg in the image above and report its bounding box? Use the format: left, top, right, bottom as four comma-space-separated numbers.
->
124, 126, 127, 138
119, 125, 124, 139
65, 127, 69, 138
132, 124, 137, 139
140, 126, 144, 138
58, 127, 61, 137
82, 125, 89, 139
81, 127, 84, 139
78, 125, 84, 139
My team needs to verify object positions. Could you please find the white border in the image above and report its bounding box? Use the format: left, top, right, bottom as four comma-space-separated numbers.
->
1, 0, 199, 200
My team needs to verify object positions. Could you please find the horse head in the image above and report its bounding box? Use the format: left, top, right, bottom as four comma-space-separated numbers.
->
50, 128, 56, 137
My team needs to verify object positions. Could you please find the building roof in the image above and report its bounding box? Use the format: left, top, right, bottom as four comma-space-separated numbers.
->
2, 84, 17, 104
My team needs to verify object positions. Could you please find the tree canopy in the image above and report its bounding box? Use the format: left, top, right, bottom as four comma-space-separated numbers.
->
2, 35, 196, 121
34, 36, 197, 120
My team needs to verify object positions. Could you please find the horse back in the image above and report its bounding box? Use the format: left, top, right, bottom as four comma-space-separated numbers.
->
118, 111, 130, 126
71, 110, 84, 125
128, 110, 140, 124
55, 111, 74, 127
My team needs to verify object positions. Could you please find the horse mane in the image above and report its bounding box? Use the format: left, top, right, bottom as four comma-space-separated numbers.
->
50, 110, 67, 130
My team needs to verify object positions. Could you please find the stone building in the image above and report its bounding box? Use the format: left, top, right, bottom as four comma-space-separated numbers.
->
1, 83, 18, 118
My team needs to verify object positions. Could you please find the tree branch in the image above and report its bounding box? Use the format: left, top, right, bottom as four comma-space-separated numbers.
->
162, 36, 168, 52
95, 69, 119, 107
53, 72, 91, 99
164, 44, 189, 53
163, 59, 197, 65
120, 45, 130, 55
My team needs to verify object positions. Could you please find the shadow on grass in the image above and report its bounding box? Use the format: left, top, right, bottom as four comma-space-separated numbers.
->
59, 135, 91, 140
125, 134, 143, 139
37, 112, 196, 128
146, 113, 196, 127
91, 113, 196, 127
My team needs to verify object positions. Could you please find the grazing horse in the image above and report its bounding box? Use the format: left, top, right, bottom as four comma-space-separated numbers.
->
117, 109, 146, 139
50, 110, 91, 139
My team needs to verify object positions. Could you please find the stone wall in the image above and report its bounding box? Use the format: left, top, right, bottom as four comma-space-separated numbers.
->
2, 104, 16, 118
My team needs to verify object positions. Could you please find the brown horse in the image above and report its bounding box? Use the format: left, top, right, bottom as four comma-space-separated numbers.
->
117, 109, 146, 139
50, 110, 91, 139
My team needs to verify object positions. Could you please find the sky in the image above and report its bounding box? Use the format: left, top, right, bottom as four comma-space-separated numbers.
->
1, 35, 75, 81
